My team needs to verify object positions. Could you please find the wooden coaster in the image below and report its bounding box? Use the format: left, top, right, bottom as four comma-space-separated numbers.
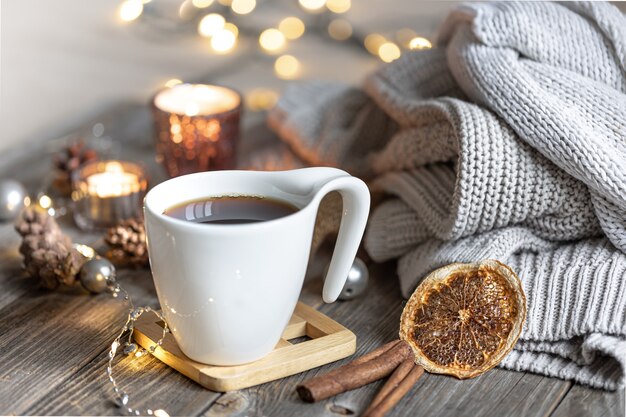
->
133, 302, 356, 392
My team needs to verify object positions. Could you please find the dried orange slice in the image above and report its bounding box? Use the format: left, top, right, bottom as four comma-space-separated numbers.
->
400, 260, 526, 379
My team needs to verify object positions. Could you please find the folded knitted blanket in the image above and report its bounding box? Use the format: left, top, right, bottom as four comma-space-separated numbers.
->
268, 1, 626, 390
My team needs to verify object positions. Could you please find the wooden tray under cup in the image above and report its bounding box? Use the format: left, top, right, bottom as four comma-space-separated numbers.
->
133, 302, 356, 392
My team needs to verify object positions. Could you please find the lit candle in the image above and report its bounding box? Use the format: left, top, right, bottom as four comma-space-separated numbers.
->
72, 160, 147, 230
86, 162, 141, 198
152, 83, 242, 178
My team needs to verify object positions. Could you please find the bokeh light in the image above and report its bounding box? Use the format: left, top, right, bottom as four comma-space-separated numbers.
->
278, 17, 305, 40
409, 37, 433, 50
378, 42, 401, 62
259, 28, 286, 53
164, 78, 183, 88
231, 0, 256, 15
119, 0, 143, 22
198, 13, 226, 37
223, 22, 239, 37
364, 33, 386, 55
299, 0, 326, 12
274, 55, 301, 79
328, 19, 352, 40
192, 0, 213, 7
211, 29, 237, 53
246, 88, 279, 111
326, 0, 351, 14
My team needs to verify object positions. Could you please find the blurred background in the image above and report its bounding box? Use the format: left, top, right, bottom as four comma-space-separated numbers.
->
1, 0, 624, 153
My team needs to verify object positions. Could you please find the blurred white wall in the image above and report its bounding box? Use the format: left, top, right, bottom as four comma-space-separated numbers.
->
3, 1, 620, 155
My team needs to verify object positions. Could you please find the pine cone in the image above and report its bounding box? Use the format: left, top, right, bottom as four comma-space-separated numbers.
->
15, 207, 82, 289
52, 140, 98, 196
104, 218, 148, 267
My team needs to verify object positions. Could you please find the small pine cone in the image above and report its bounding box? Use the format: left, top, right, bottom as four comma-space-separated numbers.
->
15, 207, 82, 289
52, 140, 98, 196
15, 208, 60, 237
104, 218, 148, 267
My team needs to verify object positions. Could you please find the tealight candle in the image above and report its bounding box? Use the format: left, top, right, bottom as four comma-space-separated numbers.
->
152, 83, 242, 177
72, 160, 147, 230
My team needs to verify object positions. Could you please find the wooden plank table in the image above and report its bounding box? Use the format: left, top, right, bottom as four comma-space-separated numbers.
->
0, 76, 624, 417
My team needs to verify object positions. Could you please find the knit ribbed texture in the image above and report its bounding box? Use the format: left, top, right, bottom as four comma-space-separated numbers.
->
267, 1, 626, 390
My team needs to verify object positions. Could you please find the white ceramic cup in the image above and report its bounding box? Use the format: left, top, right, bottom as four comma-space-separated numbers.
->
144, 167, 370, 365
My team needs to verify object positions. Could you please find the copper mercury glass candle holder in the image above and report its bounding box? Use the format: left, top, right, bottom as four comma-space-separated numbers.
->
151, 83, 242, 177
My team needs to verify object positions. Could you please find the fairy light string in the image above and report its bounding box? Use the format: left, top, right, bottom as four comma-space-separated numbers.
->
116, 0, 434, 83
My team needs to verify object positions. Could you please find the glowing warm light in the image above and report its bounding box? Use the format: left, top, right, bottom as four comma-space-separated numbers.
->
154, 410, 170, 417
364, 33, 386, 55
231, 0, 256, 14
299, 0, 325, 12
135, 350, 144, 357
217, 0, 231, 4
38, 195, 52, 209
192, 0, 213, 7
409, 36, 433, 50
86, 162, 141, 198
246, 88, 279, 111
223, 22, 239, 37
326, 0, 350, 13
111, 341, 119, 355
259, 28, 286, 53
119, 0, 143, 22
155, 84, 241, 115
378, 42, 401, 62
274, 55, 301, 79
198, 13, 226, 37
164, 78, 183, 88
278, 17, 305, 40
211, 29, 237, 53
328, 19, 352, 40
75, 244, 96, 259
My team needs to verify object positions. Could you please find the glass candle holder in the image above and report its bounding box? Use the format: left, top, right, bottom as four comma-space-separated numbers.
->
151, 83, 242, 178
72, 160, 148, 231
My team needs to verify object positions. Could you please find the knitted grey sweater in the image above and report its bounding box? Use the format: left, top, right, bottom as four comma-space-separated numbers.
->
268, 2, 626, 390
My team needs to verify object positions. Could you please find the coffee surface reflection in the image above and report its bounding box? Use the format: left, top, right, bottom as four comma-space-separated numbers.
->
164, 196, 298, 225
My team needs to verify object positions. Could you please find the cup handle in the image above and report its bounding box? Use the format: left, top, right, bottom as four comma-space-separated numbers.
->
308, 168, 370, 303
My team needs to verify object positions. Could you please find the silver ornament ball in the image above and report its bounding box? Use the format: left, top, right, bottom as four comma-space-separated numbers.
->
0, 179, 27, 221
338, 257, 369, 300
80, 258, 117, 294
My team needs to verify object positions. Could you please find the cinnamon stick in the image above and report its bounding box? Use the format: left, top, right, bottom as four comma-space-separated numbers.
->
296, 340, 411, 403
362, 363, 425, 417
362, 358, 415, 415
349, 340, 401, 366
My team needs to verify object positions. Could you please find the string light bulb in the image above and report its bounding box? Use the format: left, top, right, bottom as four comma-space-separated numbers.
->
409, 37, 432, 50
378, 42, 401, 62
119, 0, 143, 22
231, 0, 256, 15
274, 55, 301, 79
211, 29, 237, 53
326, 0, 351, 14
198, 13, 226, 37
299, 0, 326, 12
278, 17, 305, 40
328, 19, 352, 40
259, 28, 286, 53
